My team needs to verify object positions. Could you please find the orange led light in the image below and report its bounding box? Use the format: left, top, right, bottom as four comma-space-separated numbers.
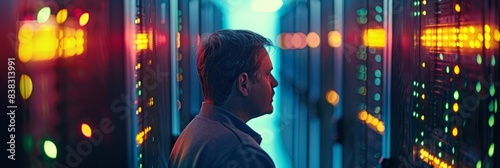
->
327, 31, 342, 48
326, 90, 340, 106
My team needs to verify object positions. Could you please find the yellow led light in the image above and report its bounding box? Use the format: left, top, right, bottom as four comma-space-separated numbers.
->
453, 102, 459, 112
359, 110, 368, 121
454, 65, 460, 75
485, 24, 491, 33
452, 127, 458, 137
494, 29, 500, 41
455, 4, 461, 12
363, 29, 386, 47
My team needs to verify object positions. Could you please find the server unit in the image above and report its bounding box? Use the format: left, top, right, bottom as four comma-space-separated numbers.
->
391, 0, 500, 167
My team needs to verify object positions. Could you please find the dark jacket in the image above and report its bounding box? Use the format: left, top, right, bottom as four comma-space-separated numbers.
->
169, 102, 275, 168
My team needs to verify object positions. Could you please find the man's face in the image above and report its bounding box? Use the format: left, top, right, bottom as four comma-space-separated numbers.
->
247, 49, 278, 118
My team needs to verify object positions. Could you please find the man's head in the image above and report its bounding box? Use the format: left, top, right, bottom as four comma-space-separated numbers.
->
197, 29, 278, 118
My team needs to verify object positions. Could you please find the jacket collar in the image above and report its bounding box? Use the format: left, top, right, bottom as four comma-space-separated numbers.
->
198, 102, 263, 144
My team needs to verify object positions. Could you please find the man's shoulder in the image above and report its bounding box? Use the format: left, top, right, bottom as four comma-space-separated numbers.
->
170, 116, 263, 167
183, 115, 258, 146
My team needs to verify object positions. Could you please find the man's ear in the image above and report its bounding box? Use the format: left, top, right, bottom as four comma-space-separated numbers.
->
237, 72, 249, 96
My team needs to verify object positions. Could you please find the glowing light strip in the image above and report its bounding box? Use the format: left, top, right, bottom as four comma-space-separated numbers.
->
421, 25, 500, 49
358, 110, 385, 134
136, 126, 152, 146
419, 148, 452, 168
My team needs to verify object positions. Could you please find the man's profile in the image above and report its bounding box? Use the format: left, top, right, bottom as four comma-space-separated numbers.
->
169, 29, 278, 167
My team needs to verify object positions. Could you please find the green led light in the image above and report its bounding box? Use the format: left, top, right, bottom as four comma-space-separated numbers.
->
413, 12, 417, 17
357, 72, 367, 81
413, 81, 417, 86
445, 126, 448, 133
375, 54, 382, 62
415, 138, 418, 143
374, 106, 381, 113
375, 15, 383, 22
358, 86, 366, 95
421, 131, 424, 136
359, 45, 367, 52
374, 78, 381, 86
445, 102, 449, 109
357, 8, 367, 16
414, 1, 417, 6
416, 103, 419, 108
375, 70, 382, 77
439, 53, 444, 60
358, 103, 366, 110
477, 54, 482, 64
140, 153, 142, 159
438, 152, 442, 158
416, 113, 419, 118
413, 91, 416, 96
452, 147, 455, 154
490, 100, 494, 112
140, 163, 142, 168
357, 16, 367, 24
476, 82, 482, 93
446, 66, 450, 73
489, 143, 495, 157
422, 84, 425, 89
489, 114, 495, 127
490, 85, 496, 97
357, 51, 367, 60
445, 114, 449, 121
357, 65, 367, 72
138, 90, 142, 96
492, 56, 496, 66
24, 134, 33, 153
416, 82, 419, 86
43, 140, 57, 159
476, 160, 482, 168
438, 141, 442, 147
37, 7, 51, 24
495, 99, 498, 113
421, 141, 424, 146
452, 159, 455, 165
374, 93, 381, 101
375, 6, 383, 13
454, 91, 459, 100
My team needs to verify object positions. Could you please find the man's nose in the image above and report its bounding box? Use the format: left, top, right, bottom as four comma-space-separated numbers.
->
272, 76, 279, 88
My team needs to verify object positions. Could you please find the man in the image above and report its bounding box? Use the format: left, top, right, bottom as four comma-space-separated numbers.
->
169, 29, 278, 168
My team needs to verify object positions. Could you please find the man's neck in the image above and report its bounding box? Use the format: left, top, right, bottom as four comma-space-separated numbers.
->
218, 101, 250, 123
